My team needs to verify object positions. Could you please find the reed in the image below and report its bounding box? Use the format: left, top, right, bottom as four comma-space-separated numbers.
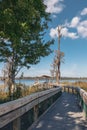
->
62, 81, 87, 91
0, 83, 49, 103
72, 81, 87, 91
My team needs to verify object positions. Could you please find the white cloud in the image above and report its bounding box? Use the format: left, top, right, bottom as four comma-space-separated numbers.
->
49, 8, 87, 40
77, 25, 87, 38
44, 0, 64, 14
67, 16, 87, 38
81, 8, 87, 15
63, 7, 87, 39
50, 27, 78, 39
50, 28, 57, 38
80, 20, 87, 27
70, 17, 80, 28
61, 27, 79, 39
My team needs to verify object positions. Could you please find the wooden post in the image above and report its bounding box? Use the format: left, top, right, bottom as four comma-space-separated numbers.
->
13, 117, 21, 130
64, 86, 66, 92
34, 105, 38, 121
83, 103, 87, 120
72, 88, 74, 94
68, 87, 69, 93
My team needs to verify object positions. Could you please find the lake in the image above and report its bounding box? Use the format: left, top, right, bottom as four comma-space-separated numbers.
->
0, 79, 87, 86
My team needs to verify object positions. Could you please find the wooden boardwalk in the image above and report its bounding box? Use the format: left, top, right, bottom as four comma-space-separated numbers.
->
29, 93, 87, 130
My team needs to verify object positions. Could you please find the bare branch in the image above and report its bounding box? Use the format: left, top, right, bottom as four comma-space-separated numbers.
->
15, 66, 23, 77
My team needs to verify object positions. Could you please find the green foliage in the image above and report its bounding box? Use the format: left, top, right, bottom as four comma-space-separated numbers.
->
13, 86, 22, 99
0, 0, 54, 71
0, 0, 54, 99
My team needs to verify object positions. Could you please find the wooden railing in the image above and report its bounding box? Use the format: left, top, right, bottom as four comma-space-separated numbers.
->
63, 86, 87, 119
0, 87, 62, 130
63, 86, 77, 94
76, 87, 87, 119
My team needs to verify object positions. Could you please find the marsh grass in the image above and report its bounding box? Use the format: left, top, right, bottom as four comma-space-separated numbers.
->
0, 81, 87, 104
0, 83, 49, 103
0, 92, 9, 103
72, 81, 87, 91
62, 81, 87, 91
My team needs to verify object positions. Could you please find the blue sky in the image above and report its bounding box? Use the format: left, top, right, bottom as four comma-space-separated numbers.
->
0, 0, 87, 77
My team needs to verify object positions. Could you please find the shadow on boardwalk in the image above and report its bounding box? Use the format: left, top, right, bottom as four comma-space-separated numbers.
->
29, 93, 87, 130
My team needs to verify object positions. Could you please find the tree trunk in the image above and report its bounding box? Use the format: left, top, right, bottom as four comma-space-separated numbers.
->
56, 61, 60, 85
8, 70, 15, 100
5, 56, 16, 100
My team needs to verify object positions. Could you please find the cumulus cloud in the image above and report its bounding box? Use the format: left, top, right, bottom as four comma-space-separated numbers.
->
44, 0, 64, 14
50, 28, 58, 38
81, 8, 87, 15
77, 21, 87, 38
50, 27, 78, 39
61, 27, 79, 39
80, 20, 87, 27
64, 8, 87, 39
68, 15, 87, 38
70, 17, 80, 28
49, 7, 87, 39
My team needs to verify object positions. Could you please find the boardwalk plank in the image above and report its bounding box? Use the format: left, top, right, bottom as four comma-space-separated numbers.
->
29, 93, 87, 130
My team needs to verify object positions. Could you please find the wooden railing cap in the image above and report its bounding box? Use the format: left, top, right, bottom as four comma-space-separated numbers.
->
0, 87, 61, 116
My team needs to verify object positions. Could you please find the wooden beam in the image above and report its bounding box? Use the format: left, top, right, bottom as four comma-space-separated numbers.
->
0, 87, 62, 128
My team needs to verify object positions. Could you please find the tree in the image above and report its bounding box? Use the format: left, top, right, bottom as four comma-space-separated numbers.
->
51, 50, 64, 85
0, 0, 54, 98
51, 26, 64, 85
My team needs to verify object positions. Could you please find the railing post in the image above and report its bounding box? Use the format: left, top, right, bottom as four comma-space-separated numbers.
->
13, 117, 21, 130
34, 105, 38, 121
64, 86, 66, 92
79, 97, 82, 109
0, 87, 62, 129
72, 88, 74, 94
83, 103, 87, 120
68, 87, 69, 93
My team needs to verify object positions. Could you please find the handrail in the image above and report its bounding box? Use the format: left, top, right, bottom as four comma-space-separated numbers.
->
63, 86, 87, 119
63, 86, 87, 105
76, 87, 87, 105
0, 87, 62, 129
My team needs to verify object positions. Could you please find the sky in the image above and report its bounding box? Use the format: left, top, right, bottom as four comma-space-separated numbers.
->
0, 0, 87, 77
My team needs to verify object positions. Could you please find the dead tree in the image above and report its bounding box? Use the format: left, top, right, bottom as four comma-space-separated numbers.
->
51, 50, 64, 85
57, 26, 62, 84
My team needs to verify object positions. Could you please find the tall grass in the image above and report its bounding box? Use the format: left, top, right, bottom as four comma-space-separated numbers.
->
72, 81, 87, 91
62, 81, 87, 91
1, 81, 87, 104
0, 83, 49, 103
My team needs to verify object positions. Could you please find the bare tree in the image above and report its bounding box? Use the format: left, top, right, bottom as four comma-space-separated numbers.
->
50, 25, 65, 85
50, 50, 64, 85
57, 26, 62, 84
50, 61, 56, 81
